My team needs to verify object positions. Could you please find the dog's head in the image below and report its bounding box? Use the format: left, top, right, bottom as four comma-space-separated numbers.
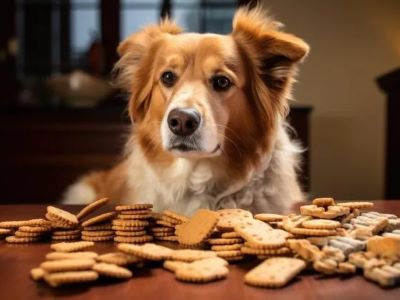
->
115, 7, 309, 175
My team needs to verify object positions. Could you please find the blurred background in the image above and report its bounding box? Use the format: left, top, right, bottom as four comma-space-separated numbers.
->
0, 0, 399, 204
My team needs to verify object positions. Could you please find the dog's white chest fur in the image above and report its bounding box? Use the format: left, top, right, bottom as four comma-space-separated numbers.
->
125, 146, 217, 215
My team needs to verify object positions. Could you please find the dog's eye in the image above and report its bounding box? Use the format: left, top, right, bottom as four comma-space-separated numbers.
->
161, 71, 177, 87
212, 76, 231, 92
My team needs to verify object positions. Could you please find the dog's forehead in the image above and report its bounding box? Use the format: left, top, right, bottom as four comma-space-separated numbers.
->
163, 32, 237, 61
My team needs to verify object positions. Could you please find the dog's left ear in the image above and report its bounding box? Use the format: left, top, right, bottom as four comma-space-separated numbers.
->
232, 7, 309, 118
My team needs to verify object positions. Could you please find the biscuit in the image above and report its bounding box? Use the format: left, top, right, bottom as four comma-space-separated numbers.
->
112, 219, 149, 227
83, 224, 113, 231
51, 235, 80, 241
176, 209, 218, 246
160, 215, 181, 225
117, 243, 173, 260
30, 268, 45, 281
175, 258, 229, 283
312, 197, 336, 207
367, 236, 400, 257
119, 209, 152, 215
50, 241, 94, 252
241, 246, 291, 256
46, 251, 98, 260
234, 222, 287, 249
44, 271, 98, 287
313, 258, 338, 275
170, 249, 217, 262
364, 265, 400, 287
287, 239, 323, 261
82, 235, 114, 242
19, 226, 52, 233
149, 227, 174, 233
244, 257, 306, 288
337, 202, 374, 210
47, 206, 78, 226
52, 229, 81, 236
81, 230, 115, 237
5, 235, 42, 243
112, 225, 145, 231
154, 235, 178, 242
221, 231, 241, 239
211, 244, 243, 251
0, 218, 50, 228
15, 230, 45, 238
115, 230, 146, 237
215, 250, 243, 258
115, 204, 153, 211
286, 227, 338, 237
254, 213, 284, 223
114, 235, 153, 244
152, 232, 174, 237
155, 220, 176, 228
0, 228, 13, 235
337, 262, 356, 274
217, 209, 253, 231
41, 258, 96, 273
300, 205, 350, 219
96, 252, 142, 265
117, 214, 152, 220
76, 197, 110, 220
301, 219, 341, 230
163, 210, 189, 223
92, 263, 133, 279
225, 255, 244, 262
207, 238, 243, 245
163, 260, 188, 272
82, 212, 116, 227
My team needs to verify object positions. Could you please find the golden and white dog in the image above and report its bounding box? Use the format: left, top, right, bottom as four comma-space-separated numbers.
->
63, 7, 310, 215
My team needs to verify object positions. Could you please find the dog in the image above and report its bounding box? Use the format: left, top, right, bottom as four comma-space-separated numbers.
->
63, 7, 310, 215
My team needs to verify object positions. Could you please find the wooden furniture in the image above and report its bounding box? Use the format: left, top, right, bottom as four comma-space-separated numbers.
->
0, 105, 312, 204
0, 200, 399, 300
377, 68, 400, 199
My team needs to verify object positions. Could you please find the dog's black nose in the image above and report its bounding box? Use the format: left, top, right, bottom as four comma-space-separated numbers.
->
167, 108, 201, 137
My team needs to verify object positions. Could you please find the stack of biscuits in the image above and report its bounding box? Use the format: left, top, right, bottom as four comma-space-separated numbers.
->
0, 218, 52, 243
77, 198, 116, 242
112, 204, 154, 244
46, 206, 81, 241
150, 210, 189, 242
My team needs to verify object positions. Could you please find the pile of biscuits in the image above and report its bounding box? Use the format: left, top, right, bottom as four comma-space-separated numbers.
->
31, 241, 145, 287
2, 197, 400, 288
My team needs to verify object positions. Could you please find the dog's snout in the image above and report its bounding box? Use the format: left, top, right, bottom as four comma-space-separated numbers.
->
167, 108, 201, 137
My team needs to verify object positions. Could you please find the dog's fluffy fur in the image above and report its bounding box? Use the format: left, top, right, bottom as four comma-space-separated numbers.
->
63, 7, 309, 215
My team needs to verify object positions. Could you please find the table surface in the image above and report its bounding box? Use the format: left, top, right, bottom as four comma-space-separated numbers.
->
0, 201, 399, 300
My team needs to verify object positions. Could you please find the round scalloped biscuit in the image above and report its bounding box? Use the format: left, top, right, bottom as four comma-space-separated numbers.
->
207, 238, 243, 245
115, 230, 146, 237
149, 227, 174, 233
83, 224, 112, 231
117, 214, 152, 220
76, 197, 109, 220
155, 220, 176, 228
18, 226, 52, 233
81, 230, 114, 237
302, 219, 341, 229
81, 235, 114, 242
287, 227, 337, 236
211, 244, 243, 251
215, 250, 242, 257
112, 225, 145, 231
114, 235, 153, 244
51, 235, 80, 241
0, 218, 50, 229
81, 212, 116, 227
52, 229, 81, 236
152, 232, 174, 237
47, 206, 78, 226
119, 209, 152, 215
112, 219, 149, 227
254, 213, 285, 222
115, 204, 153, 211
162, 210, 189, 223
15, 230, 45, 238
5, 235, 41, 243
221, 231, 241, 238
44, 271, 98, 287
241, 246, 291, 255
92, 262, 132, 278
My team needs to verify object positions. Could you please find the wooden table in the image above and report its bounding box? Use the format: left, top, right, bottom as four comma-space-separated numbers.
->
0, 201, 399, 300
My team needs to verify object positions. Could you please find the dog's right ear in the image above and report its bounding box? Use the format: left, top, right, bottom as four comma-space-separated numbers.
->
114, 19, 182, 122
